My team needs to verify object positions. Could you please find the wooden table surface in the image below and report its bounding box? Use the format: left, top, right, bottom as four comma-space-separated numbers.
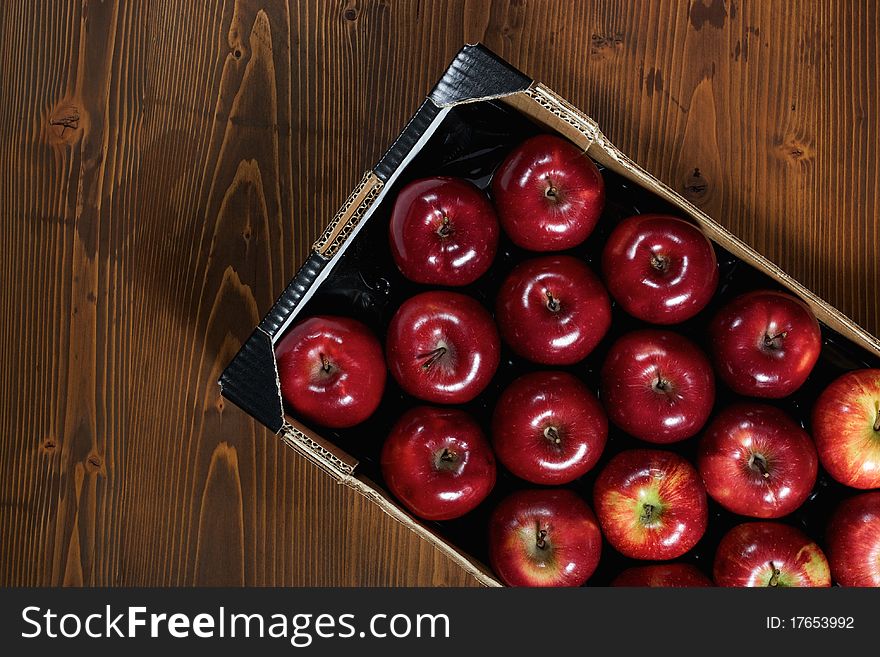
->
1, 0, 877, 586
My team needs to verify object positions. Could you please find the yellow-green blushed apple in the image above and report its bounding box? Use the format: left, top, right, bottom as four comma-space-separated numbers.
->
713, 522, 831, 587
594, 449, 708, 560
812, 369, 880, 489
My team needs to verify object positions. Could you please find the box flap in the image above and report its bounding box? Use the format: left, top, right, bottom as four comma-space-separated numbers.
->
429, 43, 531, 107
375, 44, 532, 183
219, 328, 285, 433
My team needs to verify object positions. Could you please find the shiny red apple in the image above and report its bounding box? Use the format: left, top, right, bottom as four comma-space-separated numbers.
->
710, 290, 821, 398
594, 449, 708, 560
491, 134, 605, 251
489, 488, 602, 587
601, 214, 718, 324
386, 291, 500, 404
826, 491, 880, 586
713, 522, 831, 587
495, 255, 611, 365
491, 371, 607, 485
381, 406, 496, 521
612, 563, 713, 587
389, 177, 499, 286
812, 369, 880, 489
697, 404, 818, 518
275, 315, 385, 428
600, 330, 715, 443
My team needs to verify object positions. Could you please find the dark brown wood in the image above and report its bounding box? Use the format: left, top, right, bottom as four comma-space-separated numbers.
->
0, 0, 877, 586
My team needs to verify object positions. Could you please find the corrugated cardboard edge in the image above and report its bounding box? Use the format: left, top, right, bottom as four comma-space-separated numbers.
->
313, 171, 385, 258
502, 83, 880, 360
280, 420, 359, 477
502, 83, 600, 147
343, 471, 501, 587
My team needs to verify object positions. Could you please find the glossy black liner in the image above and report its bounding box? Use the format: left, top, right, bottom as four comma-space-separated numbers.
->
287, 98, 880, 585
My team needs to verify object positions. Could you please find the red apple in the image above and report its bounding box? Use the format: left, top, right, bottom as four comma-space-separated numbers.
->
713, 522, 831, 587
491, 134, 605, 251
612, 563, 713, 587
389, 177, 499, 286
593, 449, 708, 560
495, 255, 611, 365
601, 214, 718, 324
826, 491, 880, 586
386, 291, 500, 404
812, 368, 880, 489
600, 330, 715, 443
710, 290, 821, 398
381, 406, 495, 521
491, 371, 607, 485
275, 315, 385, 428
489, 488, 602, 587
697, 404, 818, 518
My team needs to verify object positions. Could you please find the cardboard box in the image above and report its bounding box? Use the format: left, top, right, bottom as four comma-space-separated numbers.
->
219, 44, 880, 587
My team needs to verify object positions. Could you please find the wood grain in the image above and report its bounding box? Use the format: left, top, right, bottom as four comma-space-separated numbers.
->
0, 0, 877, 586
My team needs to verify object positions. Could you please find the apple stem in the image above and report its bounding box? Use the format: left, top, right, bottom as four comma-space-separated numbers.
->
762, 331, 788, 350
319, 353, 332, 373
767, 562, 781, 587
535, 527, 548, 550
437, 214, 452, 238
873, 407, 880, 432
652, 372, 673, 397
545, 291, 561, 312
640, 503, 656, 524
543, 426, 562, 445
418, 346, 447, 370
434, 447, 458, 473
650, 253, 670, 273
544, 179, 558, 200
748, 453, 771, 479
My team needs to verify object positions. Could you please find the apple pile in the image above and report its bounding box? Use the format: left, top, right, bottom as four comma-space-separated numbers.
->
274, 132, 880, 587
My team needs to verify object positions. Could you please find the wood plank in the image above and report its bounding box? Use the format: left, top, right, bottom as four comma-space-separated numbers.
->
0, 0, 876, 586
